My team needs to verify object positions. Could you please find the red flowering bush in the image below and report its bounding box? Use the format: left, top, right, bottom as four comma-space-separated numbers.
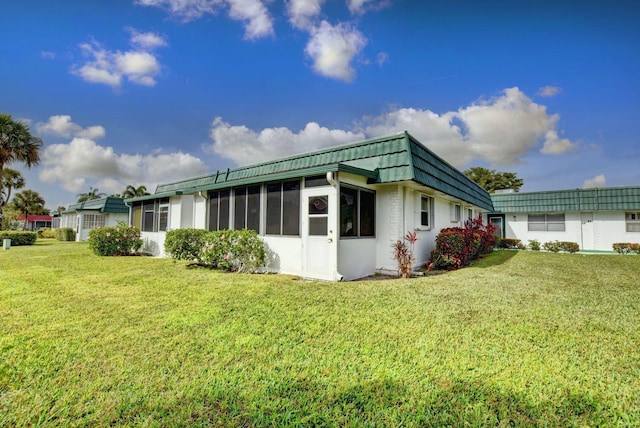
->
393, 231, 418, 278
429, 216, 496, 270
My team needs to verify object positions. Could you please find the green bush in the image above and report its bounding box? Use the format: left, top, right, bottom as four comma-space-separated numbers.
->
528, 239, 541, 251
55, 228, 76, 241
38, 228, 56, 239
612, 243, 639, 254
0, 231, 37, 246
166, 228, 267, 273
164, 228, 209, 261
88, 222, 143, 256
543, 241, 579, 253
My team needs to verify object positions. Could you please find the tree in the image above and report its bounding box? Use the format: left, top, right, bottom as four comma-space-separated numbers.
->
0, 114, 42, 226
122, 184, 150, 198
76, 186, 106, 203
1, 168, 25, 206
10, 189, 46, 230
464, 167, 524, 193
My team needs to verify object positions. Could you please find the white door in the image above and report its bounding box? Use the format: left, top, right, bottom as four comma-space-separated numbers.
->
581, 212, 594, 250
301, 188, 337, 280
488, 215, 504, 239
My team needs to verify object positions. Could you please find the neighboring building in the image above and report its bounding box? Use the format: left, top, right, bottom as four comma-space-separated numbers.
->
17, 214, 53, 231
58, 197, 129, 242
127, 132, 493, 280
489, 186, 640, 251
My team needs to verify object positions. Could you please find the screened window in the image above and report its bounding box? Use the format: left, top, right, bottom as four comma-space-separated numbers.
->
233, 186, 260, 232
83, 214, 105, 229
528, 214, 565, 232
340, 185, 375, 238
308, 195, 328, 235
208, 190, 230, 231
626, 212, 640, 232
265, 180, 300, 236
420, 195, 433, 228
158, 204, 169, 231
142, 202, 155, 232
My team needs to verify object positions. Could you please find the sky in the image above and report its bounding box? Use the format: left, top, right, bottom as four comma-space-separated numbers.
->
1, 0, 639, 210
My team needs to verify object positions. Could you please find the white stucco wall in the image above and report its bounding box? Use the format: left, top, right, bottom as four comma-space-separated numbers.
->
500, 211, 639, 251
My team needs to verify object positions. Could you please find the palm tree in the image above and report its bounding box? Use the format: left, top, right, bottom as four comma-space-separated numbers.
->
1, 168, 25, 206
10, 189, 46, 230
122, 184, 149, 199
0, 114, 42, 227
76, 186, 106, 203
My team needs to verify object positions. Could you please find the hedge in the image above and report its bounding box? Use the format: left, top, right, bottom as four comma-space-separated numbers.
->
612, 243, 640, 254
88, 222, 143, 256
0, 231, 37, 246
54, 228, 76, 241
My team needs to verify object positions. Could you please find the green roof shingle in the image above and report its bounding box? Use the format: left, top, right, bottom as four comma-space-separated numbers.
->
65, 197, 129, 214
145, 132, 493, 210
491, 187, 640, 213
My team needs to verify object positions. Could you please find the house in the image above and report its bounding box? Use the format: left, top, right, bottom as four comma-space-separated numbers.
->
58, 197, 129, 242
127, 132, 494, 280
489, 186, 640, 251
17, 214, 53, 231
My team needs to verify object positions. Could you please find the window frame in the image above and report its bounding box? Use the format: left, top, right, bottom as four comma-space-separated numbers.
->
626, 212, 640, 232
419, 194, 433, 230
527, 213, 566, 232
450, 203, 461, 223
265, 180, 301, 236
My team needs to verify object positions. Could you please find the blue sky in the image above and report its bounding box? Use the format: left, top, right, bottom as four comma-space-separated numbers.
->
2, 0, 639, 209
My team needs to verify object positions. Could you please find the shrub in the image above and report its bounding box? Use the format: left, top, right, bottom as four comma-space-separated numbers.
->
200, 229, 266, 273
0, 231, 37, 246
612, 243, 639, 254
543, 240, 579, 253
542, 241, 561, 253
164, 228, 209, 261
88, 222, 143, 256
393, 231, 418, 278
429, 216, 496, 270
38, 228, 56, 239
54, 228, 76, 241
497, 238, 522, 249
528, 239, 541, 251
558, 241, 580, 253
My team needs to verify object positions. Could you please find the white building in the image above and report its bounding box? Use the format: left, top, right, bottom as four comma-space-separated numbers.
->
58, 197, 130, 242
488, 187, 640, 251
127, 132, 494, 280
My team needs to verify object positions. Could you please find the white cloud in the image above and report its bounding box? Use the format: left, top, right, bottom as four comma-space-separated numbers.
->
136, 0, 273, 39
135, 0, 224, 21
583, 174, 606, 189
286, 0, 324, 30
128, 28, 168, 50
41, 51, 56, 59
39, 137, 208, 193
376, 51, 388, 66
305, 21, 367, 81
227, 0, 274, 39
346, 0, 391, 15
36, 115, 106, 139
537, 85, 562, 97
72, 28, 166, 88
540, 129, 578, 155
208, 117, 365, 164
208, 87, 576, 168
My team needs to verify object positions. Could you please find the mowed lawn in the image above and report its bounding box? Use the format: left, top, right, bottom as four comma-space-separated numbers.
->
1, 241, 639, 426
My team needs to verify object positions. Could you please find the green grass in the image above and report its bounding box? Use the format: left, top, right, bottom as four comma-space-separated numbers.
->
1, 241, 639, 426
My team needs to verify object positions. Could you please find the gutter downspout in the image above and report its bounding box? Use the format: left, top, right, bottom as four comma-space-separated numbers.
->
326, 171, 344, 281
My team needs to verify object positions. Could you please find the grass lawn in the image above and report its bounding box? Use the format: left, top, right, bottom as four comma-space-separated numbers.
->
1, 241, 639, 426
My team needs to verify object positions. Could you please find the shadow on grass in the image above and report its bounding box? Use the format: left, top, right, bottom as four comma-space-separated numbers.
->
227, 376, 612, 426
469, 249, 519, 269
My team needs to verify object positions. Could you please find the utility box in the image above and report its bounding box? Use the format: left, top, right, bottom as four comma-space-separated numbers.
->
3, 239, 10, 250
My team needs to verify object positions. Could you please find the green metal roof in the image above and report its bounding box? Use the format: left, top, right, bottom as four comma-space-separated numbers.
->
491, 186, 640, 213
151, 132, 493, 211
65, 197, 129, 214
